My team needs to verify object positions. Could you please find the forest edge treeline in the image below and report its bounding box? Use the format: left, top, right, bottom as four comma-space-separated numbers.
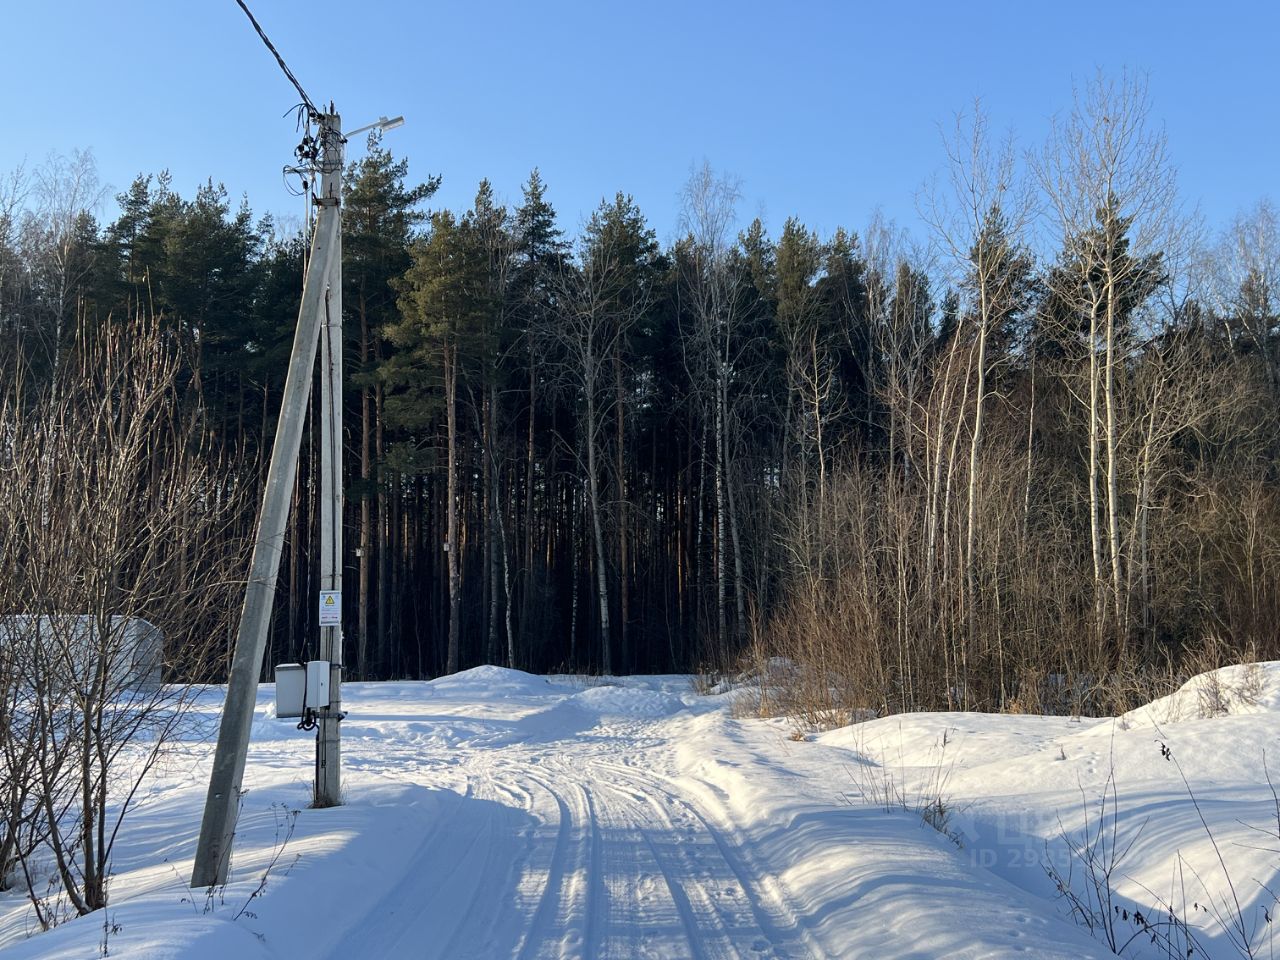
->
1, 74, 1277, 716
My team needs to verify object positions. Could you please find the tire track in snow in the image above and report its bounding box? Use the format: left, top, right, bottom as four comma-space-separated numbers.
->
499, 761, 610, 960
512, 771, 575, 960
540, 753, 805, 959
328, 696, 830, 959
590, 776, 723, 960
577, 775, 606, 960
534, 757, 706, 960
592, 758, 830, 959
510, 755, 746, 959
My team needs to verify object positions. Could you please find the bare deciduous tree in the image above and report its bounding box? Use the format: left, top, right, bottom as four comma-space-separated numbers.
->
1037, 72, 1178, 645
0, 313, 245, 922
678, 163, 754, 657
924, 104, 1037, 682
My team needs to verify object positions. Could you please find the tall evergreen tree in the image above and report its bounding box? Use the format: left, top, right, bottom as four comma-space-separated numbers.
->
343, 137, 436, 677
390, 208, 494, 674
510, 169, 568, 657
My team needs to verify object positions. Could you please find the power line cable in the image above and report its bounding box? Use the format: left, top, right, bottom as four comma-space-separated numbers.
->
232, 1, 325, 253
233, 0, 319, 120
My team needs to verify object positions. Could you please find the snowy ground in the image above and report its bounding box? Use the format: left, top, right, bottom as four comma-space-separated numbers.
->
2, 664, 1278, 959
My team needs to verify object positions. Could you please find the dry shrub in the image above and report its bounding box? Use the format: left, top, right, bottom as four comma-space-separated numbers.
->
754, 325, 1280, 724
0, 314, 247, 920
762, 441, 1100, 718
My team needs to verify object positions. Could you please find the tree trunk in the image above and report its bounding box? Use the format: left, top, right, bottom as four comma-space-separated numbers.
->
714, 371, 728, 657
390, 468, 402, 675
359, 293, 372, 678
484, 391, 497, 665
497, 459, 515, 668
1023, 346, 1036, 540
445, 342, 461, 675
569, 476, 579, 668
614, 348, 629, 669
523, 343, 535, 649
726, 446, 746, 646
966, 286, 991, 671
1104, 265, 1125, 639
376, 379, 389, 673
586, 389, 612, 672
1088, 297, 1105, 634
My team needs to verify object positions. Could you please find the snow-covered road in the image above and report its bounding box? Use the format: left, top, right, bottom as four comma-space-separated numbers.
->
343, 750, 830, 959
294, 670, 1108, 959
7, 664, 1276, 958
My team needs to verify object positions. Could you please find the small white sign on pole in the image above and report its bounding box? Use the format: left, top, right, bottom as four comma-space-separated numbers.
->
318, 590, 341, 626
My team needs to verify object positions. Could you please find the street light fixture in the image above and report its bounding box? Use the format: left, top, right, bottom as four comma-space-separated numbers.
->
343, 114, 405, 140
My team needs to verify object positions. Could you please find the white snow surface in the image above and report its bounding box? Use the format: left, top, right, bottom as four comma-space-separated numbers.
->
2, 663, 1277, 958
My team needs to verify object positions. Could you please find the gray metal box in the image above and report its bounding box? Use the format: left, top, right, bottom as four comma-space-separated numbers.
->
275, 663, 306, 718
306, 660, 331, 709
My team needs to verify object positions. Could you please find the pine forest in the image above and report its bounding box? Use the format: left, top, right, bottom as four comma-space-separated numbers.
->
2, 78, 1277, 717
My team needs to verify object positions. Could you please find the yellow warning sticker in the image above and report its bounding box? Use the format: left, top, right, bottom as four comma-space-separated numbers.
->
319, 590, 341, 626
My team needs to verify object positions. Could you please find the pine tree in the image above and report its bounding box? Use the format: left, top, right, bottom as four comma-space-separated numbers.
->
774, 217, 827, 493
468, 179, 516, 667
815, 227, 870, 444
390, 208, 493, 674
510, 169, 568, 658
343, 137, 436, 677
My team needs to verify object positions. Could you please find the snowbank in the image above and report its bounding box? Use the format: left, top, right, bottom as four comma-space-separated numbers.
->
1121, 661, 1278, 727
4, 663, 1278, 959
426, 664, 558, 697
568, 683, 684, 717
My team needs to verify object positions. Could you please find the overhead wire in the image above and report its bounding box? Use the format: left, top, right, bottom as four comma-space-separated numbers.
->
230, 2, 327, 268
233, 0, 319, 121
231, 0, 330, 663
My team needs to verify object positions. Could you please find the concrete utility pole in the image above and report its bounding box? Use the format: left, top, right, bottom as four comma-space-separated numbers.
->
316, 113, 344, 808
191, 111, 344, 887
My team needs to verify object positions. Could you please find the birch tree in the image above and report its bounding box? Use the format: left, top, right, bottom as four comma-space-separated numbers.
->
1037, 74, 1174, 645
550, 194, 656, 671
678, 164, 750, 656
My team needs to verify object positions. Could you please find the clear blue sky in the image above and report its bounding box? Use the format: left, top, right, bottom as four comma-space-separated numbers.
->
2, 1, 1274, 246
